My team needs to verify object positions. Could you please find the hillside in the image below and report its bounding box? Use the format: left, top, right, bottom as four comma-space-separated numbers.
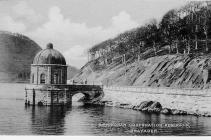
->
73, 2, 211, 89
67, 65, 79, 79
73, 53, 211, 89
0, 31, 41, 83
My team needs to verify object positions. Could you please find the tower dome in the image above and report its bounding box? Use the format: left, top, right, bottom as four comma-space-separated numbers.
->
33, 43, 66, 65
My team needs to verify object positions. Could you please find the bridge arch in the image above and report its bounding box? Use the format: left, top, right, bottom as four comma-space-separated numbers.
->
70, 90, 104, 103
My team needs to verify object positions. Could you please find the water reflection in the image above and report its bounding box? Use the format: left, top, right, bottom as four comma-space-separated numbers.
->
1, 99, 211, 136
26, 105, 71, 135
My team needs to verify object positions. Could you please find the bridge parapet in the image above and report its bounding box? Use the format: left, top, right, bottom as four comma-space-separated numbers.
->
53, 84, 103, 92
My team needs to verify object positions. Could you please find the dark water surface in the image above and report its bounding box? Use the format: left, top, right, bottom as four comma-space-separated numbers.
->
0, 83, 211, 135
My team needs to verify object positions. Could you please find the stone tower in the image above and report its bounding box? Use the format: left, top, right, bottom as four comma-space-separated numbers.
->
25, 43, 71, 106
31, 43, 67, 85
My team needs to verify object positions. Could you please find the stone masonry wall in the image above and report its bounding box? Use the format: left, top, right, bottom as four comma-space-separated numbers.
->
25, 84, 72, 105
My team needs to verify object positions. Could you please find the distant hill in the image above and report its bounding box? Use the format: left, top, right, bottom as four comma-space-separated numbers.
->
67, 65, 79, 79
0, 31, 41, 83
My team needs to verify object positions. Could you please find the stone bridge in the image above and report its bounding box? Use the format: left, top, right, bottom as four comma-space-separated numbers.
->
55, 84, 104, 102
25, 84, 104, 106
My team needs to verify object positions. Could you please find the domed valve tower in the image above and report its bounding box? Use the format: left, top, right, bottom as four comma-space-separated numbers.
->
31, 43, 67, 85
25, 43, 71, 106
25, 43, 104, 106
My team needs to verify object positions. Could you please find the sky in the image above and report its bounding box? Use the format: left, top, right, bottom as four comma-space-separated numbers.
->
0, 0, 188, 68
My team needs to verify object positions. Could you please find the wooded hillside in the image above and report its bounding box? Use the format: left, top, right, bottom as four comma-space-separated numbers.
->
87, 1, 211, 68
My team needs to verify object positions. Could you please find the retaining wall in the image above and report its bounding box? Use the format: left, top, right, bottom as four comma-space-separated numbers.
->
102, 86, 211, 115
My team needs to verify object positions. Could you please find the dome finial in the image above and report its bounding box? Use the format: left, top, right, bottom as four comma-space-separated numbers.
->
47, 43, 53, 49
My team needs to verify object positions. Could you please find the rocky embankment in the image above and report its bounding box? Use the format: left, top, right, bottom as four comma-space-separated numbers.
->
92, 100, 211, 117
88, 98, 211, 117
75, 54, 211, 117
73, 54, 211, 89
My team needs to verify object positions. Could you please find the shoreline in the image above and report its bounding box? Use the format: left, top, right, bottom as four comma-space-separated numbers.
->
90, 100, 211, 117
88, 87, 211, 117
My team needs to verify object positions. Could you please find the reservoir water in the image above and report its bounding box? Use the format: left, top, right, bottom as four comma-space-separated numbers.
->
0, 83, 211, 135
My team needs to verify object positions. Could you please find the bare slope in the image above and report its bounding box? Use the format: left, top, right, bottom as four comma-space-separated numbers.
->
73, 54, 211, 89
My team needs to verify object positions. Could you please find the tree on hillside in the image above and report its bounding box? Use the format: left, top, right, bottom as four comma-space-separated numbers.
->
186, 1, 203, 50
160, 9, 181, 54
145, 19, 160, 55
86, 1, 211, 65
112, 42, 127, 56
199, 1, 211, 52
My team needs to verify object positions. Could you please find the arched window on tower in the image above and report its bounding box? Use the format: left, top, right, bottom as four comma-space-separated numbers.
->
31, 74, 34, 83
40, 73, 45, 84
53, 73, 58, 84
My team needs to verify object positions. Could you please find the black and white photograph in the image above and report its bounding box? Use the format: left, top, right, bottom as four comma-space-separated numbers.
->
0, 0, 211, 137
